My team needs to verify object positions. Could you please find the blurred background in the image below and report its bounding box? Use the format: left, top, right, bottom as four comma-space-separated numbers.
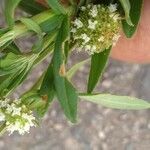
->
0, 1, 150, 150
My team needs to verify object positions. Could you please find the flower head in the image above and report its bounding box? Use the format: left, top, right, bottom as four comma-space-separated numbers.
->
0, 98, 36, 135
71, 4, 121, 55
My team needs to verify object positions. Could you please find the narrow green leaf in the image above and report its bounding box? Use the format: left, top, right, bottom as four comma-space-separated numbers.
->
21, 90, 48, 117
67, 58, 90, 80
119, 0, 133, 26
39, 63, 55, 117
80, 94, 150, 110
53, 16, 78, 123
0, 30, 15, 48
4, 0, 22, 27
64, 41, 69, 63
40, 14, 64, 33
19, 0, 46, 15
21, 91, 43, 107
20, 18, 43, 53
0, 10, 56, 48
87, 47, 111, 93
46, 0, 66, 14
4, 42, 21, 55
0, 28, 9, 37
64, 79, 78, 121
0, 67, 26, 96
20, 18, 42, 35
122, 0, 143, 38
0, 53, 24, 75
0, 53, 38, 96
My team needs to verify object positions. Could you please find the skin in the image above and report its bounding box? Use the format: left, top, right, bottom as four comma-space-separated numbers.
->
37, 0, 150, 63
112, 0, 150, 63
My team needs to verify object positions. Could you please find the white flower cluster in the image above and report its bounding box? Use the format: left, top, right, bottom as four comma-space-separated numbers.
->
71, 4, 121, 55
0, 98, 36, 135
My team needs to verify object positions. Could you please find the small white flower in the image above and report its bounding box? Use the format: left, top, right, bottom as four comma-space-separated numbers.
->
6, 104, 13, 114
71, 28, 76, 33
112, 34, 121, 46
0, 97, 36, 135
71, 4, 121, 54
81, 6, 86, 11
7, 121, 20, 135
91, 45, 97, 53
85, 45, 96, 55
85, 45, 91, 50
12, 107, 21, 116
108, 4, 117, 12
113, 14, 120, 22
22, 123, 31, 133
87, 4, 91, 9
7, 113, 35, 135
74, 19, 83, 28
98, 36, 104, 42
88, 20, 98, 30
89, 5, 98, 17
22, 113, 35, 126
0, 112, 5, 121
109, 13, 114, 18
0, 101, 7, 107
74, 35, 80, 40
14, 99, 21, 105
107, 23, 111, 27
80, 34, 90, 44
97, 5, 101, 8
0, 99, 10, 108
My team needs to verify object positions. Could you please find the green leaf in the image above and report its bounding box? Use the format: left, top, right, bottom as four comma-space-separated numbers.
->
53, 16, 78, 123
0, 28, 9, 37
4, 0, 22, 27
21, 91, 43, 107
20, 18, 43, 53
21, 90, 48, 117
40, 14, 64, 33
20, 18, 42, 35
0, 53, 24, 75
0, 53, 38, 96
19, 0, 46, 15
39, 63, 55, 117
46, 0, 66, 14
119, 0, 133, 26
0, 30, 15, 48
87, 47, 111, 93
64, 41, 69, 63
40, 64, 54, 98
80, 94, 150, 110
67, 58, 90, 80
0, 66, 27, 96
4, 42, 21, 55
0, 11, 57, 48
122, 0, 143, 38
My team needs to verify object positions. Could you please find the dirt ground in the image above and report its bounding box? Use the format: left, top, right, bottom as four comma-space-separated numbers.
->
0, 2, 150, 150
